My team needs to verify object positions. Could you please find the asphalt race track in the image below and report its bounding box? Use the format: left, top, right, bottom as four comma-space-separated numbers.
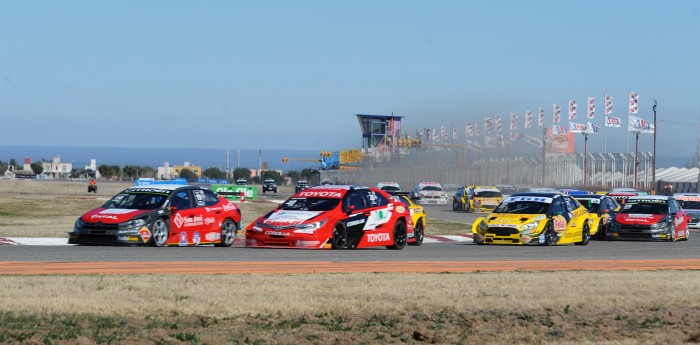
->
1, 204, 699, 273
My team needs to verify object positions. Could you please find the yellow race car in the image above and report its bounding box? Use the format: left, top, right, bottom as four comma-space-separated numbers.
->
453, 186, 502, 213
390, 192, 426, 246
472, 192, 592, 245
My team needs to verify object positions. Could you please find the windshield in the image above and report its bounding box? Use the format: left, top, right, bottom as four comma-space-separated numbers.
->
578, 199, 600, 213
619, 202, 668, 215
281, 197, 340, 211
493, 200, 549, 214
103, 192, 168, 210
475, 191, 501, 198
679, 200, 700, 210
420, 186, 443, 192
381, 186, 401, 192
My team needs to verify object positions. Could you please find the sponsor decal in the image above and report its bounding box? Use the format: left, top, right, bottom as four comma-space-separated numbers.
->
126, 188, 172, 195
173, 213, 184, 228
396, 205, 406, 214
222, 203, 237, 212
205, 232, 221, 242
679, 230, 686, 237
553, 215, 567, 233
521, 235, 532, 243
179, 232, 188, 246
91, 215, 119, 220
347, 218, 366, 227
127, 236, 140, 242
117, 236, 129, 241
505, 196, 553, 204
295, 240, 321, 248
193, 232, 201, 246
363, 208, 392, 230
139, 227, 151, 242
366, 233, 390, 242
297, 191, 343, 198
265, 231, 291, 236
265, 210, 322, 226
204, 217, 216, 225
99, 209, 138, 215
674, 217, 684, 227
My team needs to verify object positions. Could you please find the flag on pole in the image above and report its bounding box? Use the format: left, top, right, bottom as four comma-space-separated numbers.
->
485, 117, 494, 134
628, 115, 654, 133
440, 126, 447, 140
416, 129, 423, 141
433, 127, 439, 142
510, 112, 518, 131
587, 97, 595, 119
466, 122, 473, 137
526, 134, 544, 147
474, 122, 480, 136
495, 116, 502, 132
568, 100, 577, 120
553, 125, 568, 134
525, 110, 533, 128
605, 116, 622, 127
569, 122, 587, 133
511, 131, 524, 141
425, 128, 431, 141
553, 104, 561, 124
605, 94, 613, 115
452, 126, 457, 140
586, 122, 600, 134
629, 92, 639, 114
538, 107, 544, 126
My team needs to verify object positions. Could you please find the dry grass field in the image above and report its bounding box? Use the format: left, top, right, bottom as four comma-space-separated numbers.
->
2, 179, 700, 344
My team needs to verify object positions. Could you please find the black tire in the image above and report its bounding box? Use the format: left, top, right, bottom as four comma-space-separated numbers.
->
331, 223, 348, 249
544, 222, 557, 246
575, 222, 590, 246
595, 220, 607, 240
408, 221, 424, 246
452, 200, 459, 211
215, 219, 236, 247
465, 202, 472, 213
151, 218, 169, 247
668, 225, 676, 242
387, 220, 407, 250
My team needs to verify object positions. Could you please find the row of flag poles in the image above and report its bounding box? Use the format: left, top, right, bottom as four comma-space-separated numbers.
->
409, 92, 654, 151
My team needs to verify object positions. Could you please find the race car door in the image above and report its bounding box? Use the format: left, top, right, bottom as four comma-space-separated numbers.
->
669, 198, 689, 238
342, 189, 394, 247
169, 190, 207, 246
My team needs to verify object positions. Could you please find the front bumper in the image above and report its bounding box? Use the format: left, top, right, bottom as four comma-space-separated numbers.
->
478, 226, 544, 245
245, 230, 331, 249
68, 232, 147, 246
607, 224, 672, 240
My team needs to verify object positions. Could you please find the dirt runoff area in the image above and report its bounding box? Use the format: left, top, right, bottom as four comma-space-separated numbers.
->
0, 271, 699, 344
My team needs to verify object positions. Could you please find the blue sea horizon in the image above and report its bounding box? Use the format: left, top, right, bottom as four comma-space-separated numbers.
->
0, 145, 321, 172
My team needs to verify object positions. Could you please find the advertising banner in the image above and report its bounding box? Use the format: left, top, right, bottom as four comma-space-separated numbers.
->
211, 184, 258, 200
545, 128, 575, 155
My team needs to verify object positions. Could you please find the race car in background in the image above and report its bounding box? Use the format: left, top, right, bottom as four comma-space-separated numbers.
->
466, 186, 502, 213
674, 193, 700, 229
572, 194, 620, 240
411, 181, 448, 205
377, 181, 402, 193
472, 192, 592, 245
69, 185, 241, 247
388, 191, 426, 246
245, 185, 417, 249
608, 195, 689, 241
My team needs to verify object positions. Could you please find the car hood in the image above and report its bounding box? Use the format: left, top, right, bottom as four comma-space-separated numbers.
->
615, 213, 665, 225
486, 213, 544, 226
262, 210, 324, 226
81, 208, 151, 224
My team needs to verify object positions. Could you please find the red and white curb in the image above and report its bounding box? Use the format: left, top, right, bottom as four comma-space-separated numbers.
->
1, 235, 473, 246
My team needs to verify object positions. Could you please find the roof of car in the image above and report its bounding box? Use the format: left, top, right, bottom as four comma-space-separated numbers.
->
572, 194, 605, 199
626, 195, 670, 201
125, 184, 194, 192
509, 192, 561, 198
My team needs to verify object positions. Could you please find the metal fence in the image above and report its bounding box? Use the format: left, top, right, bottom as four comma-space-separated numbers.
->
321, 150, 655, 191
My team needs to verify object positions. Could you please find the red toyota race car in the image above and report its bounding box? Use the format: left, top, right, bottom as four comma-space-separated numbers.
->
69, 185, 241, 246
245, 185, 416, 249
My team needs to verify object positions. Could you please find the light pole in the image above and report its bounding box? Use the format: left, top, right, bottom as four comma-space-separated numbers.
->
653, 100, 657, 189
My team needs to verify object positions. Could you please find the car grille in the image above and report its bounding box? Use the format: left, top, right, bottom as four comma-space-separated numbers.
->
619, 233, 659, 239
81, 222, 120, 233
619, 224, 653, 231
487, 227, 519, 236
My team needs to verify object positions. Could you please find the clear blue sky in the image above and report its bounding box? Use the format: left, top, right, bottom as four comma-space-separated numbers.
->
1, 1, 699, 159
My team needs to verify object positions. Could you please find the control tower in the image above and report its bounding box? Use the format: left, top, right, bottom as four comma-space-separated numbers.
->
355, 114, 404, 149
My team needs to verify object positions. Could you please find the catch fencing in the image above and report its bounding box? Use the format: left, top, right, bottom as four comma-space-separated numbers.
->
320, 150, 656, 191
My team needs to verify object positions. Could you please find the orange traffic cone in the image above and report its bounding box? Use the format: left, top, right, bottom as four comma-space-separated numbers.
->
239, 192, 246, 202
